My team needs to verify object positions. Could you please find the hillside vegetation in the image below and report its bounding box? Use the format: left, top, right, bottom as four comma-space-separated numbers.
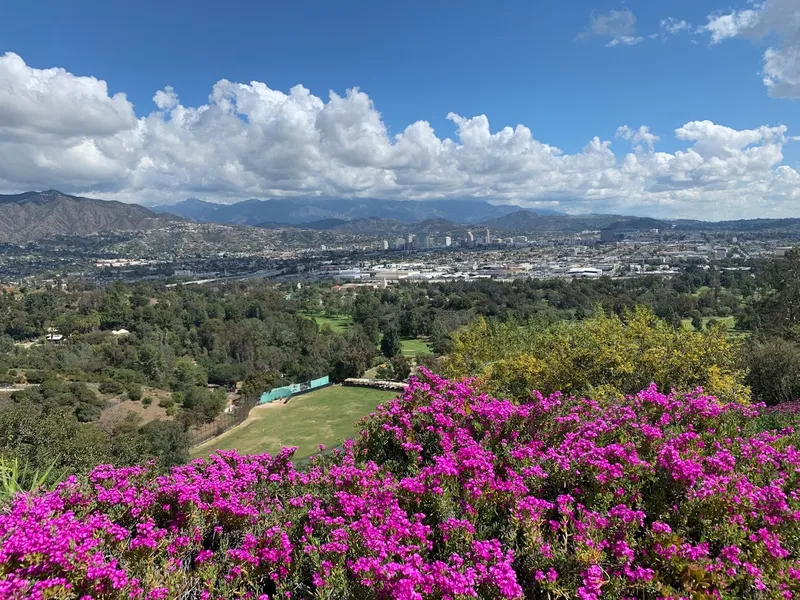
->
2, 371, 800, 598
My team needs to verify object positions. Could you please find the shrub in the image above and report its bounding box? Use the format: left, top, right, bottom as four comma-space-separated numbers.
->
390, 354, 411, 380
98, 381, 126, 395
141, 396, 152, 407
743, 337, 800, 406
375, 362, 394, 380
2, 372, 800, 598
23, 369, 54, 384
126, 383, 143, 402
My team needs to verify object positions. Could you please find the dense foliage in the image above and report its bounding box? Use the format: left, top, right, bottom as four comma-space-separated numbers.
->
0, 281, 379, 487
442, 307, 748, 404
2, 371, 800, 599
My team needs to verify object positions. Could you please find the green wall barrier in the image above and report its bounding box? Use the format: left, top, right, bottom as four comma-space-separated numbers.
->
259, 376, 330, 404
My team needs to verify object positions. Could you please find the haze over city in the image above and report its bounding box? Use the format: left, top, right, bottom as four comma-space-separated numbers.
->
1, 0, 799, 219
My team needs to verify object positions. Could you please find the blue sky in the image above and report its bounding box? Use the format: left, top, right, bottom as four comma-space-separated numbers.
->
0, 0, 799, 219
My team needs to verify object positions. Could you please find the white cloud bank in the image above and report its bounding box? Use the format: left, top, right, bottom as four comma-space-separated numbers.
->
0, 52, 799, 219
705, 0, 800, 98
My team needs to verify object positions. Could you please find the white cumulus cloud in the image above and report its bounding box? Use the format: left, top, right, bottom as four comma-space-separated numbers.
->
0, 53, 799, 219
704, 0, 800, 98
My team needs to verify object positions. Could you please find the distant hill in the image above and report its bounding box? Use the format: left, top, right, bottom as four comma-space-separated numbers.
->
0, 190, 180, 242
153, 198, 559, 226
154, 198, 219, 222
481, 210, 624, 233
606, 217, 670, 231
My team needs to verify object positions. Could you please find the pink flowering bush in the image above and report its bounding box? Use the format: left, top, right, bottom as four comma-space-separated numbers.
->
2, 369, 800, 599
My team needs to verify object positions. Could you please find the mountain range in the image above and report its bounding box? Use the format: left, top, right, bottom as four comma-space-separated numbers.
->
0, 190, 180, 242
3, 190, 800, 243
151, 197, 563, 226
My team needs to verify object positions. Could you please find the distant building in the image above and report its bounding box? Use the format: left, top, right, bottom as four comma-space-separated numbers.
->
483, 228, 491, 246
600, 229, 623, 243
382, 240, 389, 250
568, 267, 603, 279
46, 333, 64, 344
395, 237, 405, 250
420, 235, 430, 249
466, 231, 474, 243
444, 236, 452, 247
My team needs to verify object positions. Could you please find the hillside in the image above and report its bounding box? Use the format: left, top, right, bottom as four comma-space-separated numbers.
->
153, 197, 549, 226
481, 209, 621, 232
0, 190, 180, 242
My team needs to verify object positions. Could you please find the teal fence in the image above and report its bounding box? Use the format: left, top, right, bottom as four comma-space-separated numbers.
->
260, 376, 330, 404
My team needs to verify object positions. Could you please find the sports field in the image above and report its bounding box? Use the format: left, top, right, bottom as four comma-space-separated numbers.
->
191, 385, 398, 460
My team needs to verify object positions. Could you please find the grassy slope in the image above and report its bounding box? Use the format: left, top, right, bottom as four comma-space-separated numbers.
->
400, 338, 432, 357
191, 386, 397, 460
302, 313, 353, 334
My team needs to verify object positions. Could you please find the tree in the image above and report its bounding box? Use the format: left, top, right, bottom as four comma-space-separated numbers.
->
691, 314, 704, 331
208, 363, 248, 389
180, 387, 226, 424
743, 338, 800, 406
390, 355, 411, 381
380, 329, 401, 359
172, 357, 207, 390
138, 421, 190, 470
330, 326, 377, 382
758, 247, 800, 336
444, 308, 748, 404
241, 371, 281, 399
137, 344, 165, 382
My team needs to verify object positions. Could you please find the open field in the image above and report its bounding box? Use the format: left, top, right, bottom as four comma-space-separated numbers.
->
302, 313, 353, 333
400, 337, 432, 356
191, 385, 398, 460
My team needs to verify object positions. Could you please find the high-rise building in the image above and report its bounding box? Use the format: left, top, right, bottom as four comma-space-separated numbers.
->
600, 229, 622, 243
483, 228, 491, 246
466, 231, 474, 243
420, 235, 430, 249
444, 236, 452, 247
395, 237, 405, 250
382, 240, 389, 250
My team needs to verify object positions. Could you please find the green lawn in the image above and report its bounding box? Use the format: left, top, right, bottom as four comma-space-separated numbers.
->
302, 313, 353, 333
191, 386, 397, 460
400, 337, 432, 357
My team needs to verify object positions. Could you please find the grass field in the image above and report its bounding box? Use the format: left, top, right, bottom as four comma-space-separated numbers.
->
400, 337, 432, 357
680, 316, 736, 331
191, 385, 397, 460
302, 313, 353, 333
